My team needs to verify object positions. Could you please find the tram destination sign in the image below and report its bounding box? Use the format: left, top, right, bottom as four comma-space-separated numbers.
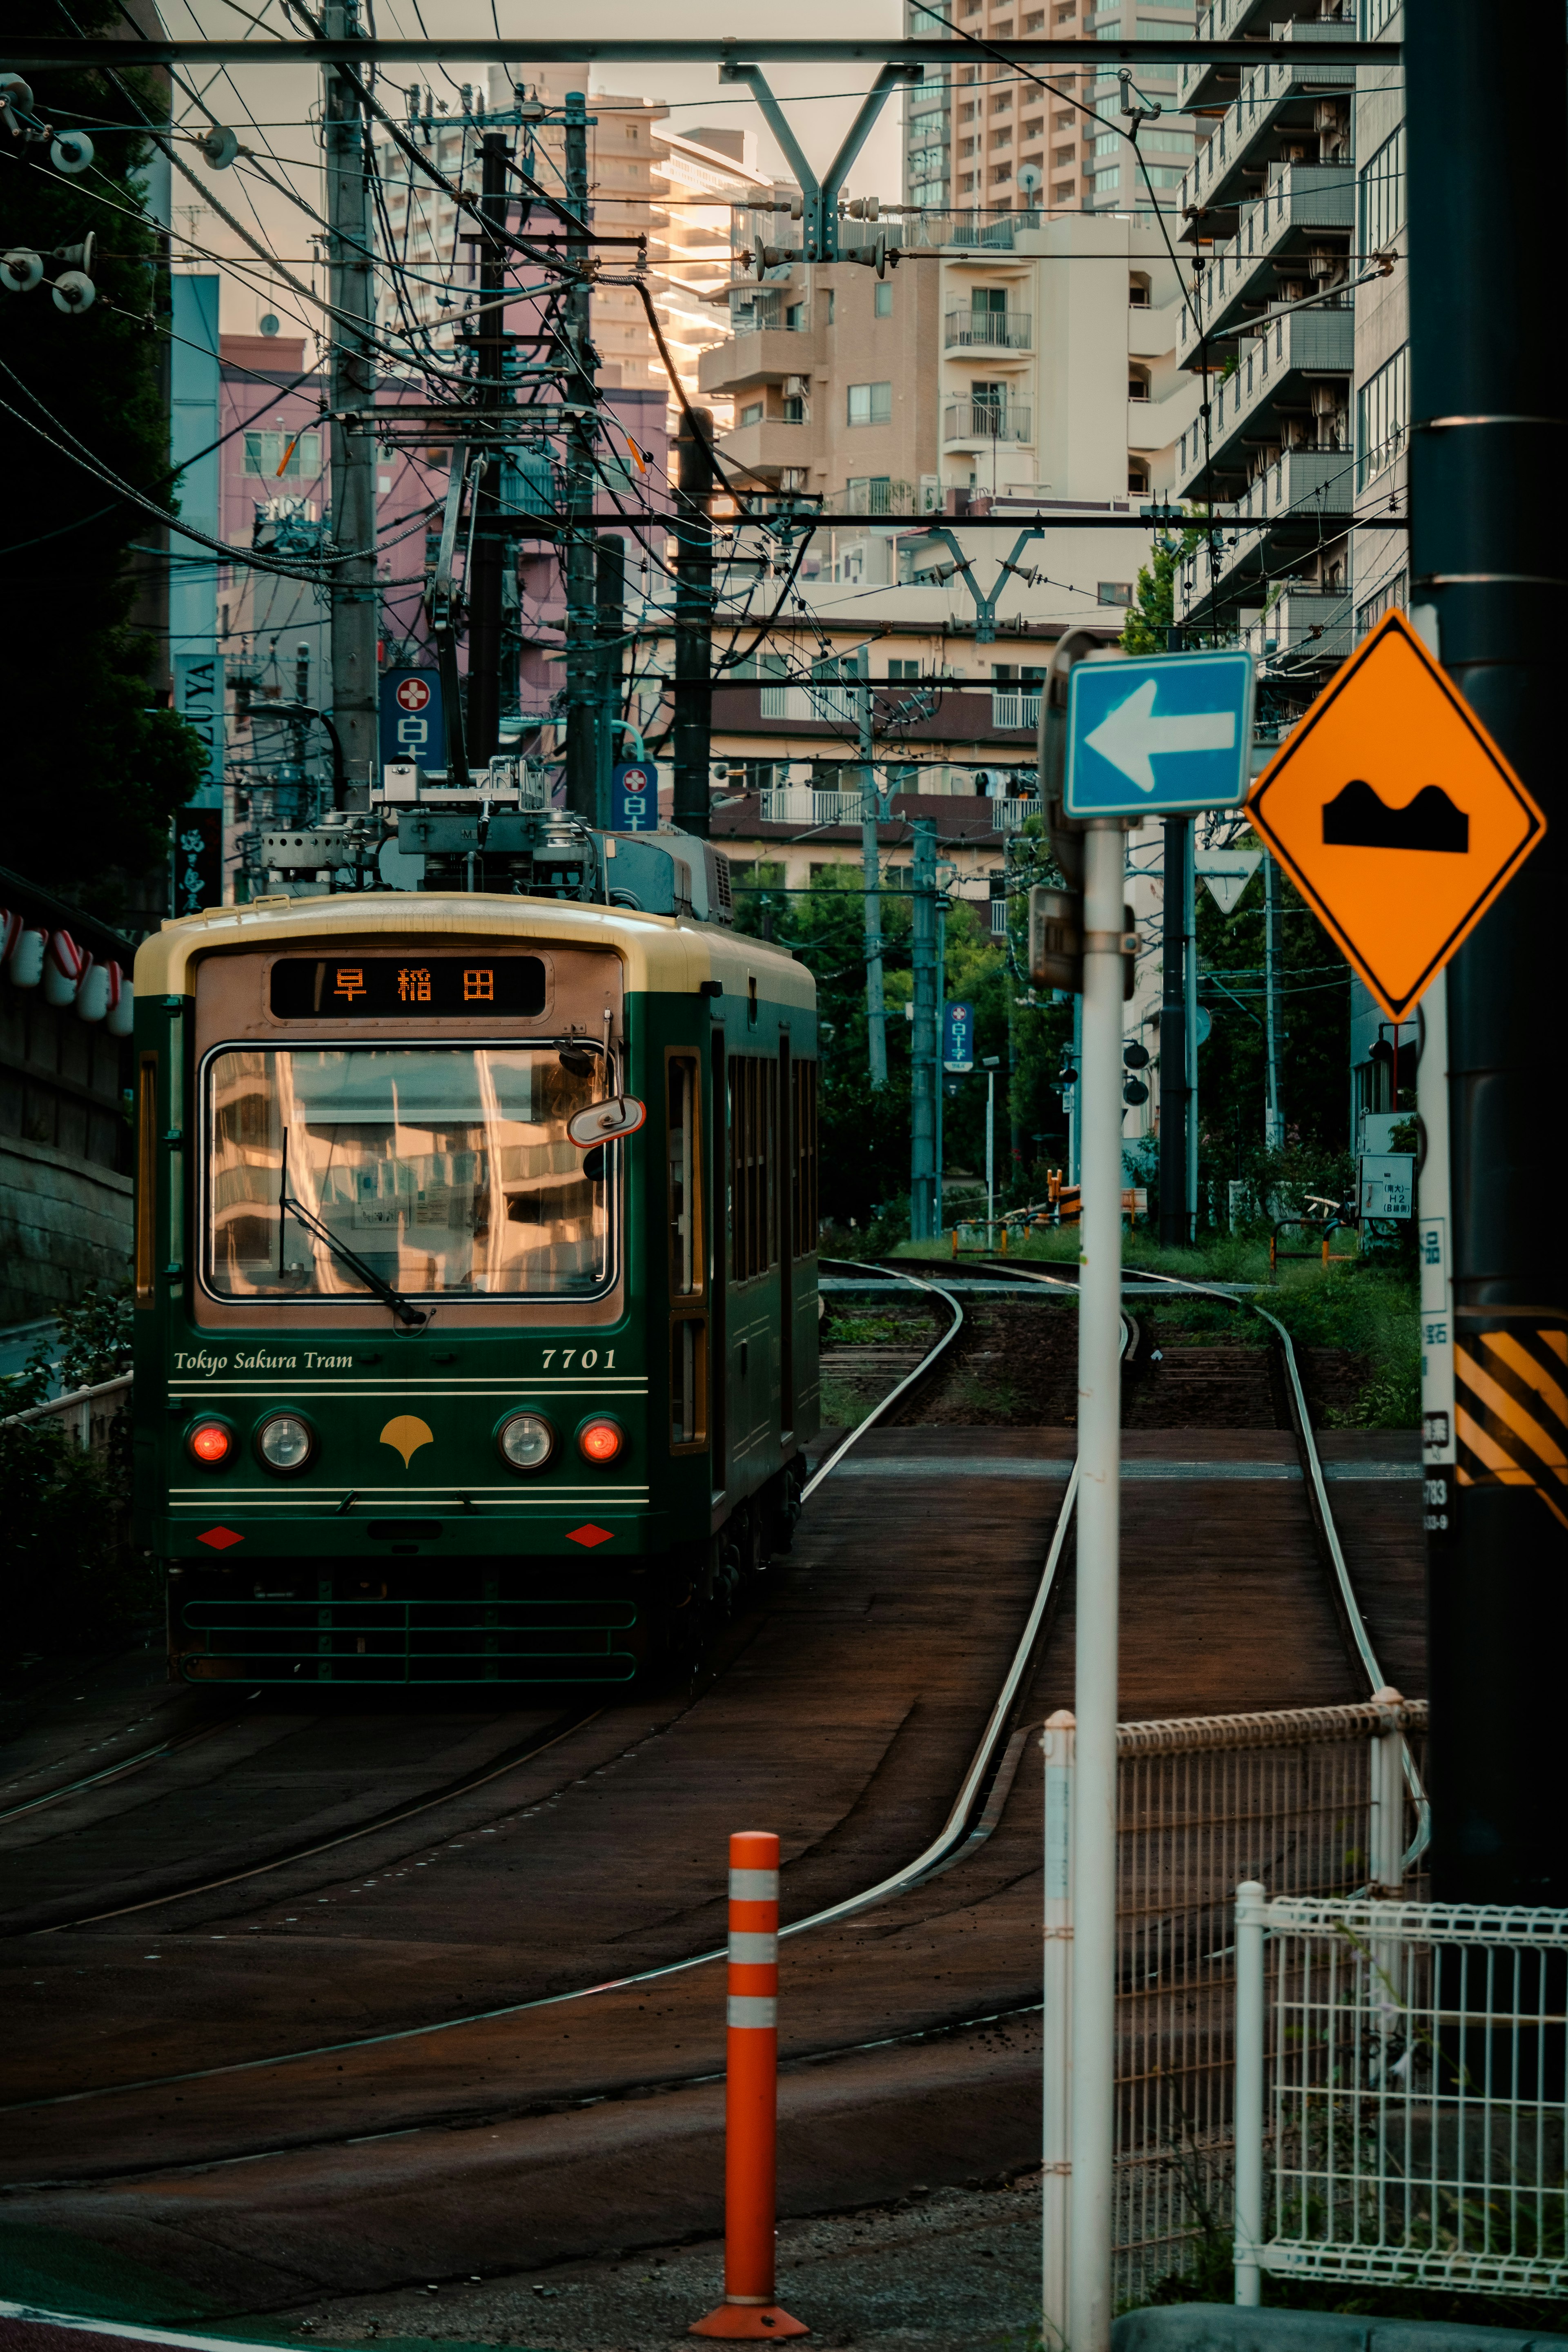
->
270, 956, 547, 1018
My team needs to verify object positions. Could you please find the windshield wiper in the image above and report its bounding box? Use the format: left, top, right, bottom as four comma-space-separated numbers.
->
280, 1193, 429, 1330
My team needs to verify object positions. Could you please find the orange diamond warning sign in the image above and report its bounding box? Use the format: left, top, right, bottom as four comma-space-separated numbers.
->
1247, 609, 1546, 1020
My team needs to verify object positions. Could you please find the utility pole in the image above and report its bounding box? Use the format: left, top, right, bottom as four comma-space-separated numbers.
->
858, 657, 887, 1088
324, 0, 376, 811
597, 534, 626, 791
1184, 825, 1199, 1239
465, 127, 510, 769
1158, 815, 1187, 1244
561, 91, 600, 823
1409, 0, 1568, 1906
1263, 848, 1284, 1151
673, 404, 715, 837
910, 819, 938, 1240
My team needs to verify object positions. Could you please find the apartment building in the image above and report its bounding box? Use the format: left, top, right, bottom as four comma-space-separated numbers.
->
374, 73, 771, 424
1167, 0, 1360, 679
902, 0, 1205, 218
701, 209, 1200, 512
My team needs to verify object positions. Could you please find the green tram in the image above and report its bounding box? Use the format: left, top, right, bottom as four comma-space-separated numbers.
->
131, 860, 819, 1686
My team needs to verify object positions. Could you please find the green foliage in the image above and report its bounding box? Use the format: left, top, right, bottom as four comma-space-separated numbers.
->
1194, 864, 1352, 1202
738, 866, 1076, 1229
0, 1283, 151, 1663
0, 5, 207, 913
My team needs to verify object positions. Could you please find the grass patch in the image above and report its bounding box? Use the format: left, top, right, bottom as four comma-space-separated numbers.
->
823, 1312, 924, 1347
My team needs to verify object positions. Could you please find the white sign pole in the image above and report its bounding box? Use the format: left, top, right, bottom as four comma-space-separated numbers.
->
1418, 969, 1456, 1490
1067, 815, 1126, 2352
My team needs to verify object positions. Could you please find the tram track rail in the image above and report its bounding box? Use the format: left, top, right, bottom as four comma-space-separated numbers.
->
0, 1262, 965, 1949
0, 1262, 1098, 2129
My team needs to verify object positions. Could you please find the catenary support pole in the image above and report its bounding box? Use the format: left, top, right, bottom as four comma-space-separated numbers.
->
1263, 849, 1284, 1151
910, 819, 938, 1240
595, 533, 626, 826
1232, 1881, 1267, 2307
1408, 0, 1568, 1906
1158, 816, 1186, 1245
465, 127, 510, 770
1068, 817, 1126, 2352
1184, 822, 1198, 1239
935, 888, 947, 1226
690, 1832, 807, 2339
561, 92, 599, 822
672, 406, 715, 838
324, 0, 377, 809
1041, 1708, 1075, 2348
858, 657, 887, 1088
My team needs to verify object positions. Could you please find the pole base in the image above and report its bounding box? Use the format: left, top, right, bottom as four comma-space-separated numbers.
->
690, 2304, 809, 2338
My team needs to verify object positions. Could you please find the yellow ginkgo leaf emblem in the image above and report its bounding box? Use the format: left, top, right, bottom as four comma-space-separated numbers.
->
380, 1414, 434, 1469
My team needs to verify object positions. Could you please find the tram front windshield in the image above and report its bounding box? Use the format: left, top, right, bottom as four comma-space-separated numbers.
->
205, 1045, 610, 1301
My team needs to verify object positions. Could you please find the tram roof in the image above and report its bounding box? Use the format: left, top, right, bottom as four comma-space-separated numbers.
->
136, 890, 815, 1010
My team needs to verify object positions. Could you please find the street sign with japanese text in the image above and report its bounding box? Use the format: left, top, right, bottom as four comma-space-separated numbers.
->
943, 1001, 975, 1071
379, 668, 443, 773
1247, 610, 1547, 1020
611, 762, 659, 831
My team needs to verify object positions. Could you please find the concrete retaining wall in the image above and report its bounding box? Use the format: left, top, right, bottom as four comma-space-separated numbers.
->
0, 1135, 133, 1325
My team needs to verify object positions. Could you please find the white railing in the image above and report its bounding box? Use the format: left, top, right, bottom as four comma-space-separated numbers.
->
944, 307, 1032, 350
757, 682, 864, 725
758, 788, 868, 826
944, 401, 1032, 445
1042, 1694, 1428, 2334
993, 795, 1042, 830
0, 1373, 133, 1457
991, 691, 1041, 731
1235, 1888, 1568, 2301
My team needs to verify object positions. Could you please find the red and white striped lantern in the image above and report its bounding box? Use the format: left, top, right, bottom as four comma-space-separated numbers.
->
690, 1831, 807, 2341
76, 956, 111, 1023
105, 962, 134, 1038
43, 929, 87, 1007
0, 910, 19, 965
8, 927, 46, 989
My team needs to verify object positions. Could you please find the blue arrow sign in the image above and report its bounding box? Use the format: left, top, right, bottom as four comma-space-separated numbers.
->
1065, 648, 1255, 818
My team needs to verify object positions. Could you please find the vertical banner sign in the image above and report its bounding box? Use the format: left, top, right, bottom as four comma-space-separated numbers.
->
610, 761, 659, 831
943, 1000, 975, 1072
379, 669, 443, 774
1418, 973, 1456, 1521
172, 807, 223, 915
173, 653, 226, 794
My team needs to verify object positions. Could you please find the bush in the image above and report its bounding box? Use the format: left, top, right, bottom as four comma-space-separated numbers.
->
0, 1285, 154, 1664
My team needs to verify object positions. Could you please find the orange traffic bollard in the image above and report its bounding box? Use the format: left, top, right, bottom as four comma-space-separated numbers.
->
690, 1831, 808, 2339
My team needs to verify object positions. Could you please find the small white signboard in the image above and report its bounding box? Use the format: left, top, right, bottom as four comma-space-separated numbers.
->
1359, 1152, 1414, 1221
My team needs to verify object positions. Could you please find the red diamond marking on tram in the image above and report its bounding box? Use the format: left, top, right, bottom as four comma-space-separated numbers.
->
198, 1526, 244, 1550
567, 1523, 613, 1548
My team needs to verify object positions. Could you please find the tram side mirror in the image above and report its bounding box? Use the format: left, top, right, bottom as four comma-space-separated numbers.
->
581, 1145, 606, 1184
567, 1095, 646, 1147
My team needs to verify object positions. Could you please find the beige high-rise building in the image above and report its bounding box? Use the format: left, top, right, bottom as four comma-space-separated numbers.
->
902, 0, 1205, 222
373, 75, 772, 431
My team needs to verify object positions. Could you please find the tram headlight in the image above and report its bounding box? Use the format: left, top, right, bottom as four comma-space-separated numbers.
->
187, 1419, 235, 1468
255, 1412, 315, 1474
578, 1416, 625, 1466
497, 1412, 555, 1472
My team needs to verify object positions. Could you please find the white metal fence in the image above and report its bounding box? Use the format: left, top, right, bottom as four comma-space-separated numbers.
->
1043, 1695, 1431, 2333
1235, 1891, 1568, 2303
0, 1374, 132, 1460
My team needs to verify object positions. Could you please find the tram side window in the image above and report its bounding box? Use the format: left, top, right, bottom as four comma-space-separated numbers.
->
791, 1060, 820, 1255
728, 1055, 778, 1281
667, 1052, 702, 1296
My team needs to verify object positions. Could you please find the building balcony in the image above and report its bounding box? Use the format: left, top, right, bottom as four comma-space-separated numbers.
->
992, 691, 1040, 731
1174, 305, 1352, 501
1177, 0, 1354, 116
1177, 34, 1356, 231
712, 413, 813, 483
1178, 166, 1356, 362
1176, 448, 1352, 625
943, 402, 1032, 449
945, 307, 1032, 352
1256, 588, 1353, 666
698, 325, 811, 399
